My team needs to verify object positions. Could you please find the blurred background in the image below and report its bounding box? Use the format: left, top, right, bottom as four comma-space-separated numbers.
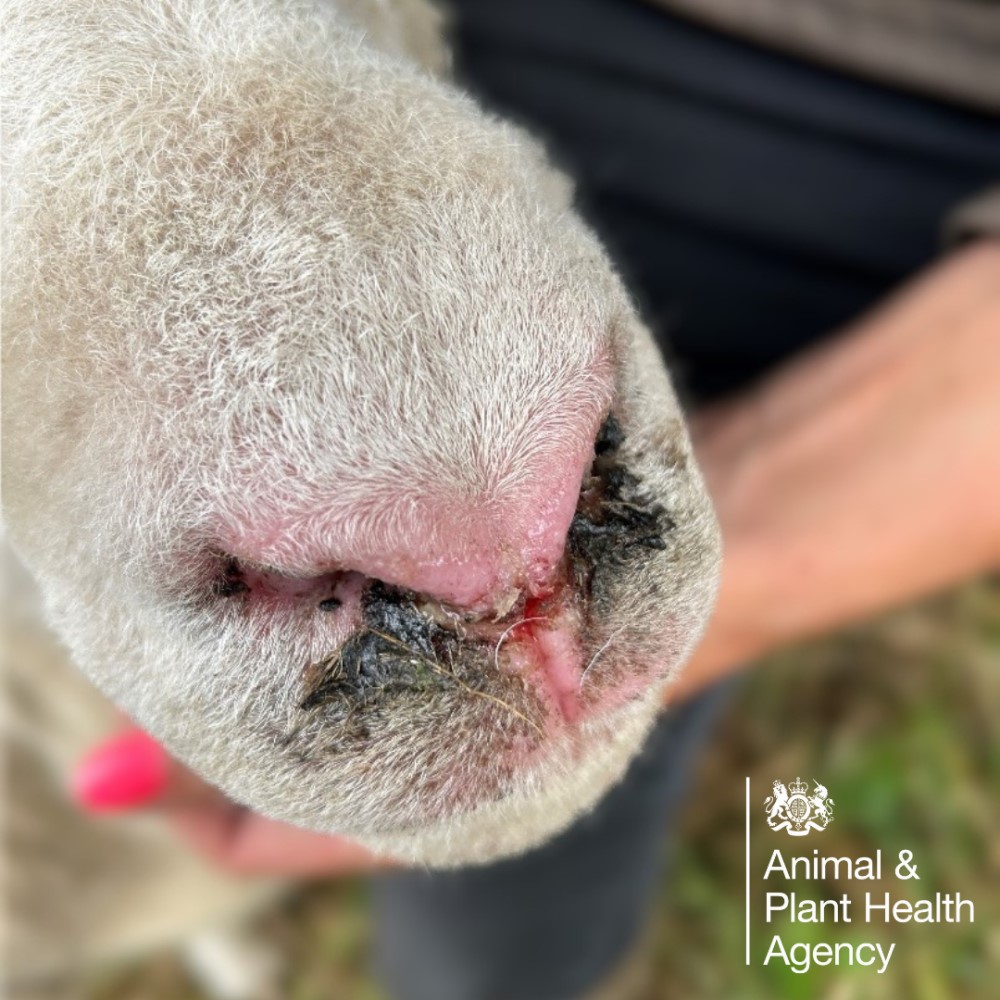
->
88, 580, 1000, 999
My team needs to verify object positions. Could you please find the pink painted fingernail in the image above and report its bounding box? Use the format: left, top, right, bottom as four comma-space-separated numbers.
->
72, 729, 169, 811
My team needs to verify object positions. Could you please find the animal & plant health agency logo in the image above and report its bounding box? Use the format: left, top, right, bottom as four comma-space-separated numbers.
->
765, 776, 834, 835
745, 775, 978, 977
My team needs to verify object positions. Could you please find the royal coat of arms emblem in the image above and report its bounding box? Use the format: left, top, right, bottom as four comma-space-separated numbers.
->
765, 777, 835, 835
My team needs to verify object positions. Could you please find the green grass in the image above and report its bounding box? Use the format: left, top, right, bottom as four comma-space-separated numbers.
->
91, 580, 1000, 999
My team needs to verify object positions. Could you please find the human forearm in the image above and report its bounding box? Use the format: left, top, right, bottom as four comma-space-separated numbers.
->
672, 240, 1000, 700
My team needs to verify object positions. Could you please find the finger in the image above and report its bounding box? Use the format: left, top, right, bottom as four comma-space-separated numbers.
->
168, 803, 397, 877
72, 727, 397, 877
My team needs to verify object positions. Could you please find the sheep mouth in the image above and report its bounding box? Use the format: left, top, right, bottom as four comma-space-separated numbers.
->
287, 414, 676, 725
201, 413, 675, 731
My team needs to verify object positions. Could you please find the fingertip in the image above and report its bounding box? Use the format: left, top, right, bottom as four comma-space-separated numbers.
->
72, 728, 170, 812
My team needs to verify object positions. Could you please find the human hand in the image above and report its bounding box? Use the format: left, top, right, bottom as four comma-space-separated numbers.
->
669, 239, 1000, 704
72, 727, 395, 877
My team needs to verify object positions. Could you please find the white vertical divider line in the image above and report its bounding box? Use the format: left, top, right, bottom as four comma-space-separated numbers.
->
746, 776, 751, 966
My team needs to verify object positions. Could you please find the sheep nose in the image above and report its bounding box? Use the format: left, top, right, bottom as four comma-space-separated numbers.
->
222, 448, 593, 614
342, 450, 591, 611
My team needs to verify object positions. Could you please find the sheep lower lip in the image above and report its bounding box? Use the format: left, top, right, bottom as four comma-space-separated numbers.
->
502, 613, 587, 722
418, 583, 591, 722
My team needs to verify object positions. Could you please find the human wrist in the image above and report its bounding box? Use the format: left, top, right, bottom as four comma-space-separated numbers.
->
680, 239, 1000, 696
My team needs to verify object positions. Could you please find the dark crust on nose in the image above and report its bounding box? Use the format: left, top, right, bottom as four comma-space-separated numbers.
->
568, 414, 675, 605
594, 412, 626, 454
300, 583, 478, 710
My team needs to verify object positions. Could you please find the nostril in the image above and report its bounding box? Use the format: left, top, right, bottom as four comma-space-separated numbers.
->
212, 556, 247, 599
214, 572, 250, 599
211, 553, 350, 610
594, 412, 625, 455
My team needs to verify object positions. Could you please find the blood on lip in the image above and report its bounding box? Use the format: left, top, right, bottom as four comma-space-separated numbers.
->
491, 577, 588, 722
523, 590, 557, 621
503, 589, 560, 645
